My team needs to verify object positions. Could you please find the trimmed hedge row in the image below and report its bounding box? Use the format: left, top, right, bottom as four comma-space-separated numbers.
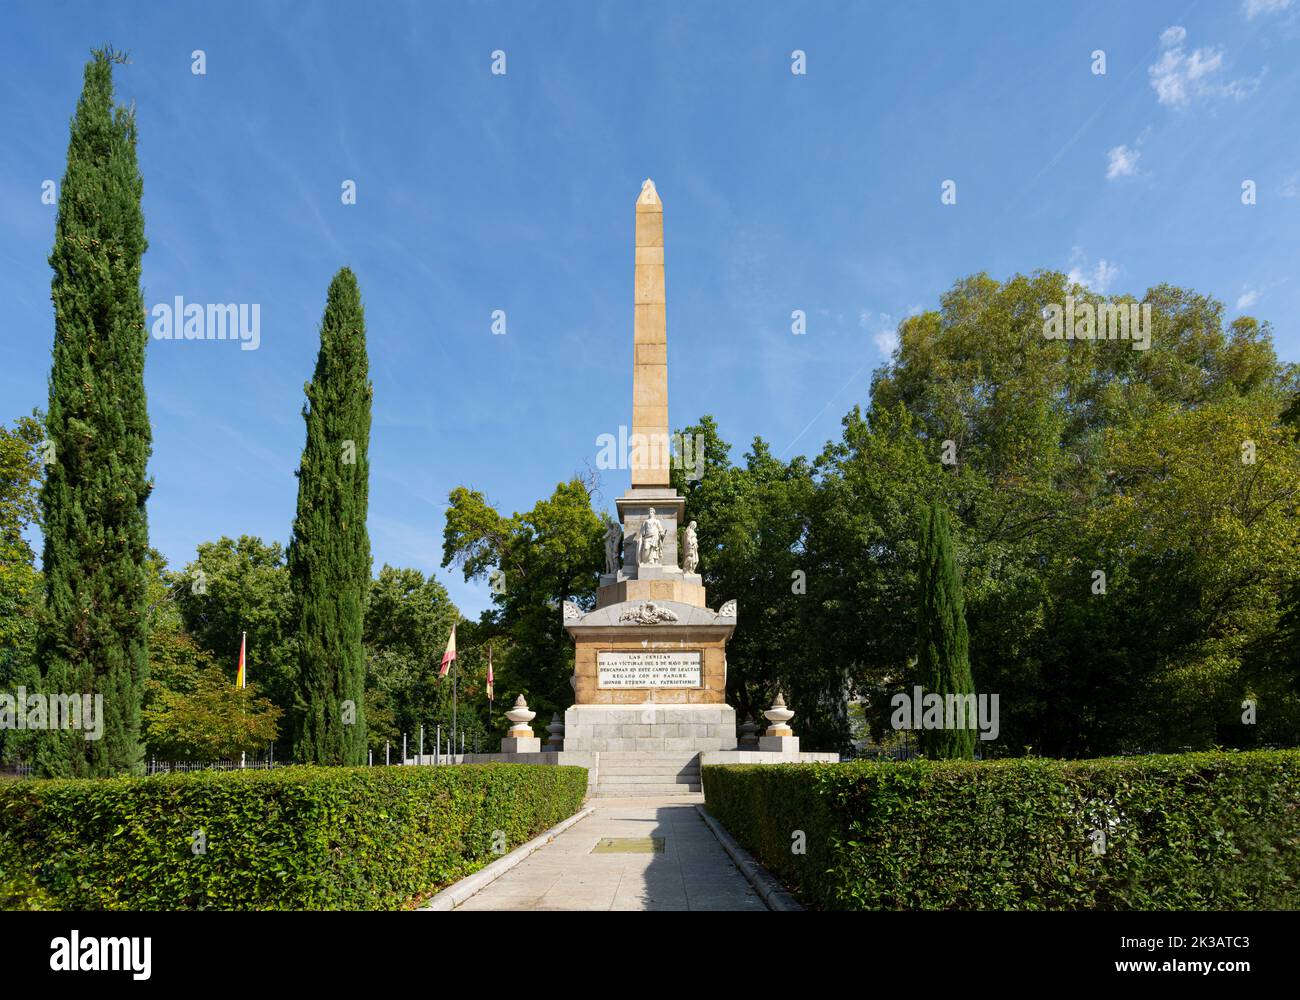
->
0, 763, 587, 910
701, 751, 1300, 909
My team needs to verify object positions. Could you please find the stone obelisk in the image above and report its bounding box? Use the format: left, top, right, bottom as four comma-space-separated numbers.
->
558, 180, 738, 757
632, 179, 669, 488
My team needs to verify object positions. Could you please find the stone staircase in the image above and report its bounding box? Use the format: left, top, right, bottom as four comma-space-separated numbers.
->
593, 751, 701, 797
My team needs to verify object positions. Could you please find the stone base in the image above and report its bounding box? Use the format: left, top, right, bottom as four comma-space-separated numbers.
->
500, 736, 542, 754
596, 576, 708, 608
758, 735, 800, 753
562, 703, 737, 752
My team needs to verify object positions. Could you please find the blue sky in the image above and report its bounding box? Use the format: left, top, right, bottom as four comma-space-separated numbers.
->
3, 0, 1298, 618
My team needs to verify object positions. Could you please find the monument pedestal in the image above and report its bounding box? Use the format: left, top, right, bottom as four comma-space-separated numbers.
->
500, 736, 542, 754
562, 704, 737, 753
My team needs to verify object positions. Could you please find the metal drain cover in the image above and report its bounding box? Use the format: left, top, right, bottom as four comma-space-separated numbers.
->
591, 837, 665, 854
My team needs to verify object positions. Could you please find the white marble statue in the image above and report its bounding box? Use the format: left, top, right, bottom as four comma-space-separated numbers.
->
603, 520, 623, 575
682, 520, 699, 574
639, 508, 665, 565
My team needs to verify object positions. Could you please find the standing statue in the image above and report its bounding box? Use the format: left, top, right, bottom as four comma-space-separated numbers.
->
682, 520, 699, 574
603, 520, 623, 575
639, 507, 665, 566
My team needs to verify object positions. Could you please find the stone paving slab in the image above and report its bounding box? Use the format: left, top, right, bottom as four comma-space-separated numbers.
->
453, 795, 768, 911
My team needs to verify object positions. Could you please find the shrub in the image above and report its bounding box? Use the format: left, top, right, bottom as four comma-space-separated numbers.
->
701, 751, 1300, 909
0, 763, 587, 910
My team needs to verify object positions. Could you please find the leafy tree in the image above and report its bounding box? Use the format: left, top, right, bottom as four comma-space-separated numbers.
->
914, 500, 976, 759
669, 417, 837, 741
363, 565, 488, 753
0, 414, 45, 766
38, 48, 151, 777
142, 668, 282, 760
442, 478, 603, 719
867, 272, 1299, 755
289, 268, 372, 765
171, 536, 297, 718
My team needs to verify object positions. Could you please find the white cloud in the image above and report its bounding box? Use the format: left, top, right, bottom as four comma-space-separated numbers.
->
1106, 144, 1141, 180
861, 310, 899, 355
1243, 0, 1292, 19
1236, 288, 1260, 310
873, 328, 899, 355
1066, 248, 1120, 293
1149, 26, 1259, 108
1160, 25, 1188, 48
1281, 174, 1298, 198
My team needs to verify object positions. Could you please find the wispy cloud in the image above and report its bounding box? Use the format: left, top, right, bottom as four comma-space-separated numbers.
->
860, 309, 898, 355
1236, 287, 1260, 310
1149, 26, 1261, 109
1067, 248, 1120, 293
1106, 144, 1142, 180
1243, 0, 1293, 19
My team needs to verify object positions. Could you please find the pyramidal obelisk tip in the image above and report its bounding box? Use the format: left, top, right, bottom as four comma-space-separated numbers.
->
637, 178, 661, 206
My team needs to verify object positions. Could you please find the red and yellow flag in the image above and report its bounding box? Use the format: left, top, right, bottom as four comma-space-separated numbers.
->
486, 644, 494, 702
235, 631, 247, 689
439, 624, 456, 678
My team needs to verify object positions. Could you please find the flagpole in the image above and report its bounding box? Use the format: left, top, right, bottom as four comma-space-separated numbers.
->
452, 650, 458, 760
238, 631, 247, 770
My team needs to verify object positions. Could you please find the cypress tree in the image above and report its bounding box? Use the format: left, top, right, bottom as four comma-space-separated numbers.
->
38, 48, 152, 777
289, 268, 371, 765
914, 500, 976, 760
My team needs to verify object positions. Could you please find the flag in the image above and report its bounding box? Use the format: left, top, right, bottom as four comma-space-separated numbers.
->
439, 624, 456, 678
486, 644, 494, 702
235, 631, 247, 689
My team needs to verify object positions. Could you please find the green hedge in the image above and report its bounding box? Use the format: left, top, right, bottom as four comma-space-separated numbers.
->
0, 763, 587, 910
702, 751, 1300, 909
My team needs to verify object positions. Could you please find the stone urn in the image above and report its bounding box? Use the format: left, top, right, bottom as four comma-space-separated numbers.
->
506, 694, 536, 738
763, 693, 795, 737
545, 712, 565, 750
738, 718, 761, 748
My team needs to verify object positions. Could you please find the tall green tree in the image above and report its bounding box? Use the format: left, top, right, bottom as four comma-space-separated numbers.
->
289, 268, 372, 765
914, 500, 976, 760
38, 48, 151, 776
0, 413, 45, 767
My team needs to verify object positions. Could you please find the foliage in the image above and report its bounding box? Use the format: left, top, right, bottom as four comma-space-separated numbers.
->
141, 669, 282, 759
0, 764, 587, 910
0, 414, 45, 766
914, 500, 976, 759
702, 750, 1300, 909
442, 477, 603, 720
363, 565, 488, 752
38, 48, 152, 777
289, 268, 372, 765
171, 536, 298, 719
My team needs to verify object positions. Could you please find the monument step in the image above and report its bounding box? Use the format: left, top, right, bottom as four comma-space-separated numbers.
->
598, 772, 699, 784
594, 751, 701, 760
593, 783, 702, 797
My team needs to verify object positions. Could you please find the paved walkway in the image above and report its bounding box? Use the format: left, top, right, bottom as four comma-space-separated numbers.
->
453, 795, 768, 911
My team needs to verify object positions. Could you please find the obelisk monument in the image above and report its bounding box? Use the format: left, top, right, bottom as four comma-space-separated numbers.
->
632, 178, 669, 489
560, 180, 738, 755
